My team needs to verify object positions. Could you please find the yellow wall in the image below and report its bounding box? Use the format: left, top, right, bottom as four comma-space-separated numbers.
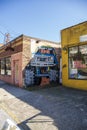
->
61, 21, 87, 90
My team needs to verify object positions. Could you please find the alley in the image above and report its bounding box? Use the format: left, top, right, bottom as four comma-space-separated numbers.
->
0, 81, 87, 130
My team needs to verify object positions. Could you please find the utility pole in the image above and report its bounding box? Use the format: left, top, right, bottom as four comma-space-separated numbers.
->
4, 33, 10, 44
0, 31, 10, 44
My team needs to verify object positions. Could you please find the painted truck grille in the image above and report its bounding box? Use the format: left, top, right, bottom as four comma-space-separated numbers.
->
31, 55, 54, 66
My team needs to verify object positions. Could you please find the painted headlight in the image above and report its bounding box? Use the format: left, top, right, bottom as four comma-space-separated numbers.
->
37, 57, 40, 61
48, 57, 53, 62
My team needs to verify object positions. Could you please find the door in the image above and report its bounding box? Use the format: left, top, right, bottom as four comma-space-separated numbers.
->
14, 60, 19, 86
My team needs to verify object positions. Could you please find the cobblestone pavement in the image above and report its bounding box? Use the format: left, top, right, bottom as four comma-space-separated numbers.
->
0, 81, 87, 130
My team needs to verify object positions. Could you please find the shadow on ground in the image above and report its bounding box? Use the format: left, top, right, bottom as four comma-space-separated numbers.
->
0, 81, 87, 130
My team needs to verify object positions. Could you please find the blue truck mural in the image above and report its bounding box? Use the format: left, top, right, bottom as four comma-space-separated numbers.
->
24, 46, 59, 86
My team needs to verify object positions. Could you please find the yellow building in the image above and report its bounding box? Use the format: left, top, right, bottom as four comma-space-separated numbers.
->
61, 21, 87, 90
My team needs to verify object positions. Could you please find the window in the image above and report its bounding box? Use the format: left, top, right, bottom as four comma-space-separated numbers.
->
1, 59, 5, 75
69, 45, 87, 79
6, 57, 11, 75
0, 57, 11, 75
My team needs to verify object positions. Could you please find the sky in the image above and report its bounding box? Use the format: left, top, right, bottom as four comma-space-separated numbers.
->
0, 0, 87, 43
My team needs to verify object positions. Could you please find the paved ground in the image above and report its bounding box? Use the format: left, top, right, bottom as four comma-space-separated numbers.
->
0, 108, 12, 129
0, 81, 87, 130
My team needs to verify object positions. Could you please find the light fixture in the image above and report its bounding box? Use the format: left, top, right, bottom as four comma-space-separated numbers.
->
62, 47, 68, 53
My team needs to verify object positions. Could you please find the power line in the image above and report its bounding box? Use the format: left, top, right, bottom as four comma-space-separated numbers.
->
0, 31, 5, 36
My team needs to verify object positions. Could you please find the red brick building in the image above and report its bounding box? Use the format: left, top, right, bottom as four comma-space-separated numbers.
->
0, 35, 61, 87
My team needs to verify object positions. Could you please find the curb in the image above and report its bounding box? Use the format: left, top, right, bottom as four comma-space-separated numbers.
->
0, 102, 20, 124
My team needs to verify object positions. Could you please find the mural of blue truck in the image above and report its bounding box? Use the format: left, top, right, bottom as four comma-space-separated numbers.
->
24, 46, 59, 86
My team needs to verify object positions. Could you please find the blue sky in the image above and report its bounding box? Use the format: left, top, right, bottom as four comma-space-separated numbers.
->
0, 0, 87, 43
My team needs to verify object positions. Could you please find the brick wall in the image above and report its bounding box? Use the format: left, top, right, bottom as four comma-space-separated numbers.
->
0, 44, 22, 58
22, 36, 31, 71
0, 75, 12, 84
0, 36, 23, 86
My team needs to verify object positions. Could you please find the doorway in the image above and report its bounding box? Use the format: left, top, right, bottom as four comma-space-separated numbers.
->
14, 60, 19, 86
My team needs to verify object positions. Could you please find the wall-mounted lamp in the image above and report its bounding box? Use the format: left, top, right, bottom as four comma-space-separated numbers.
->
36, 40, 40, 43
62, 64, 67, 68
62, 47, 68, 53
5, 46, 14, 51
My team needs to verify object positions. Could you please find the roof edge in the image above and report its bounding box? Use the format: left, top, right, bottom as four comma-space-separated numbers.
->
61, 21, 87, 31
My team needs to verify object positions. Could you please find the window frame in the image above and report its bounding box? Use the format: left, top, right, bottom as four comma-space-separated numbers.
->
0, 57, 11, 76
0, 58, 6, 75
5, 57, 11, 76
68, 44, 87, 80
